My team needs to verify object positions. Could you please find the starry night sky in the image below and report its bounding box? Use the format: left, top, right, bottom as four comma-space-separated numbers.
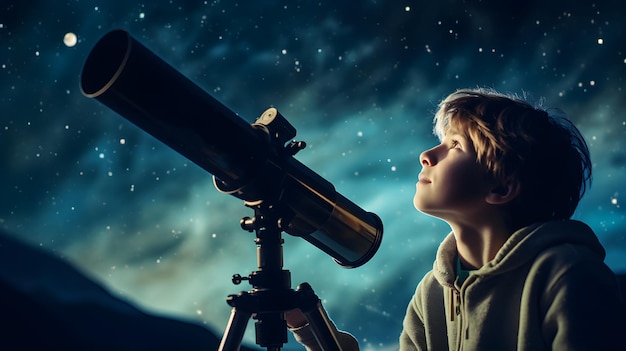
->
1, 1, 625, 349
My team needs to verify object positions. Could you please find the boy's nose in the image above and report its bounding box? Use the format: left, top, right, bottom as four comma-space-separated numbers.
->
420, 148, 436, 167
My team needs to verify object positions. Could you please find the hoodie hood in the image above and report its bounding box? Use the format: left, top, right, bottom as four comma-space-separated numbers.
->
433, 220, 606, 287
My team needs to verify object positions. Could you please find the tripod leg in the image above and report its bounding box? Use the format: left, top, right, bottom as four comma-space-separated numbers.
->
218, 306, 252, 351
296, 283, 343, 351
303, 304, 343, 351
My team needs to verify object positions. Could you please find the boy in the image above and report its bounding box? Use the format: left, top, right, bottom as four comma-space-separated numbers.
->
287, 88, 625, 350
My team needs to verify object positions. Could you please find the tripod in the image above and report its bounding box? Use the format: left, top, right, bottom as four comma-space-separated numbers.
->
217, 200, 344, 351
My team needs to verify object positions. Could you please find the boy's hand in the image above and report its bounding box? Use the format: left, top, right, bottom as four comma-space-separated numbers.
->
284, 309, 308, 329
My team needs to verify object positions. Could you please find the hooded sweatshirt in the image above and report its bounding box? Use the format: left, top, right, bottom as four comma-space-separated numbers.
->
400, 220, 625, 351
292, 220, 624, 351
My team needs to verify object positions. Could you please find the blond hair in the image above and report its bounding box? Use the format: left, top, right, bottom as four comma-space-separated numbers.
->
433, 88, 591, 225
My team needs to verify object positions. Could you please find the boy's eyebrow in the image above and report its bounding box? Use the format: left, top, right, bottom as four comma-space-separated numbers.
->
444, 127, 465, 139
445, 124, 462, 135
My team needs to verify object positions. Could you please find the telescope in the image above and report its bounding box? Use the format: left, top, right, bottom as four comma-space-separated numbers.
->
81, 29, 383, 350
81, 29, 382, 268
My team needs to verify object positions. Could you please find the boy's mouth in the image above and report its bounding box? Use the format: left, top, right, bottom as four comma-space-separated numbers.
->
418, 174, 432, 184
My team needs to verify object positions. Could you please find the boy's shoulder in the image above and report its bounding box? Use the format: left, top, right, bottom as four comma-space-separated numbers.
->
531, 240, 609, 274
523, 221, 614, 288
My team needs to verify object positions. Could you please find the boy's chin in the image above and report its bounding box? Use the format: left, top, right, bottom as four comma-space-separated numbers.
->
413, 199, 432, 215
413, 199, 445, 220
413, 196, 422, 211
413, 195, 431, 213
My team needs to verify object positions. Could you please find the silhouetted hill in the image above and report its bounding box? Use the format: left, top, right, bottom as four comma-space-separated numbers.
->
0, 229, 258, 350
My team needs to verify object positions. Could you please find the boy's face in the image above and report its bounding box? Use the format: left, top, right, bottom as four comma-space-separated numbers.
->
413, 127, 493, 223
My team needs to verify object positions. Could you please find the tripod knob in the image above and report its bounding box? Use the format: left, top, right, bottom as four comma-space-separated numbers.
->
240, 216, 256, 232
231, 274, 249, 285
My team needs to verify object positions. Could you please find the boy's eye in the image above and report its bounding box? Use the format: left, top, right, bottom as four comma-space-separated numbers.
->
450, 140, 460, 148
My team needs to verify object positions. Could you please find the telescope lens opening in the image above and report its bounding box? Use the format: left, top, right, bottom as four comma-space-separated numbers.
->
81, 30, 131, 97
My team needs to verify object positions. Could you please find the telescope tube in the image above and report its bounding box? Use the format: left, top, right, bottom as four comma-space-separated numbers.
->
81, 30, 383, 267
81, 29, 266, 186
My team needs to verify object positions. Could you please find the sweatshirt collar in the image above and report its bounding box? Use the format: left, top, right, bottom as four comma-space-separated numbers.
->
433, 220, 605, 287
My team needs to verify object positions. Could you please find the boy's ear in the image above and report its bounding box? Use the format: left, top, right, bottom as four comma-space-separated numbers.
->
485, 178, 520, 205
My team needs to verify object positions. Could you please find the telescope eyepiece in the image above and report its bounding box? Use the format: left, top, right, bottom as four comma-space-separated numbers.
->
253, 108, 297, 147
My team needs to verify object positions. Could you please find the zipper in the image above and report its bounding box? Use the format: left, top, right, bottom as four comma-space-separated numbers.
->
450, 288, 463, 351
450, 287, 455, 321
450, 287, 461, 321
455, 290, 461, 318
450, 288, 469, 350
